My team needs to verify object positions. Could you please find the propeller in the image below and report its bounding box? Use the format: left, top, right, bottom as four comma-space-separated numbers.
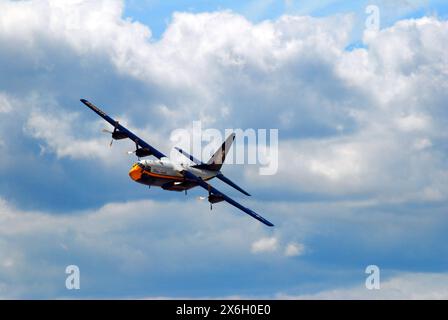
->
102, 123, 127, 147
194, 186, 213, 209
102, 129, 114, 147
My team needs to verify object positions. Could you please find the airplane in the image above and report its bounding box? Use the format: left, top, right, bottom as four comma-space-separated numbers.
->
80, 99, 274, 227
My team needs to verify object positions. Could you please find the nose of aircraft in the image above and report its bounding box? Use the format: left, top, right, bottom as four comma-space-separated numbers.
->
129, 163, 143, 181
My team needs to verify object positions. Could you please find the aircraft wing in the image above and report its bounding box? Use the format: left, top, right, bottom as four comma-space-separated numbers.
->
183, 170, 274, 227
80, 99, 166, 159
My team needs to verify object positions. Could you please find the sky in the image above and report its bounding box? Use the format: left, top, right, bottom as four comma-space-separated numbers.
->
0, 0, 448, 299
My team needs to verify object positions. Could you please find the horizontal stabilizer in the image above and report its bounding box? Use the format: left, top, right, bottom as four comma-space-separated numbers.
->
174, 147, 203, 165
216, 173, 251, 196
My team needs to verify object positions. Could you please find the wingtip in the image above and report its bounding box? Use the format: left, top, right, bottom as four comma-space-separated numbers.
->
263, 219, 274, 227
80, 98, 88, 103
261, 217, 274, 227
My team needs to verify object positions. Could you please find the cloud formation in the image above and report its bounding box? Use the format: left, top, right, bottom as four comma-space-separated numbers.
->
280, 272, 448, 300
0, 0, 447, 298
2, 0, 445, 204
284, 242, 305, 257
251, 237, 278, 253
0, 196, 275, 298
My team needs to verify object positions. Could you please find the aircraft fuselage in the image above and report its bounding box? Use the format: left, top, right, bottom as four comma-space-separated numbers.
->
129, 158, 216, 191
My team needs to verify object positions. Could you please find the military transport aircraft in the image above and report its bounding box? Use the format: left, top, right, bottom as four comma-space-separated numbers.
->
80, 99, 274, 227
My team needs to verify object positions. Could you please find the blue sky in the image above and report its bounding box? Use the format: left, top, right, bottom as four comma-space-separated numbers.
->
0, 0, 448, 299
125, 0, 448, 38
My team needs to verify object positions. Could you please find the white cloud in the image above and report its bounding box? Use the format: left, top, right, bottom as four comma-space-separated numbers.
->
142, 271, 448, 299
0, 92, 12, 113
1, 192, 448, 298
0, 2, 352, 167
4, 2, 446, 204
251, 237, 278, 253
23, 107, 183, 168
284, 242, 305, 257
0, 196, 271, 298
279, 272, 448, 300
1, 0, 448, 299
0, 0, 356, 126
395, 113, 430, 132
24, 110, 110, 160
246, 120, 448, 202
413, 138, 432, 150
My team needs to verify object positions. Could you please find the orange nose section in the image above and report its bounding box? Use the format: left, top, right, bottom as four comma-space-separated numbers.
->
129, 164, 143, 181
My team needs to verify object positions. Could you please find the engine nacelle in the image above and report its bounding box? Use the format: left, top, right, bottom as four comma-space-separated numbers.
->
208, 194, 224, 204
112, 130, 128, 140
135, 148, 152, 158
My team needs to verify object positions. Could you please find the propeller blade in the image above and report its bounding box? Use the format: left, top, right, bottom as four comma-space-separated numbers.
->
102, 129, 114, 147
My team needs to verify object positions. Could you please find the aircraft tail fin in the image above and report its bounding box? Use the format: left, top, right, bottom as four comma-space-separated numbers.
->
205, 133, 235, 171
